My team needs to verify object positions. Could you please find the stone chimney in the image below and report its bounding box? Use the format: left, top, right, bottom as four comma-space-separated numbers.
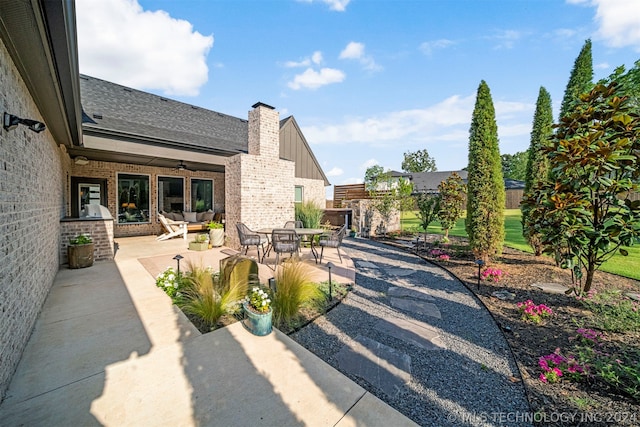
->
248, 102, 279, 158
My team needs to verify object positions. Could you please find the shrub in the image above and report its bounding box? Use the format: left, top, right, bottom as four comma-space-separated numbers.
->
578, 289, 640, 332
181, 264, 250, 331
156, 267, 185, 300
295, 201, 324, 229
271, 260, 323, 328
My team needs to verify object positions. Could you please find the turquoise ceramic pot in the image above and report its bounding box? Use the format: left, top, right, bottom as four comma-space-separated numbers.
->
242, 302, 273, 336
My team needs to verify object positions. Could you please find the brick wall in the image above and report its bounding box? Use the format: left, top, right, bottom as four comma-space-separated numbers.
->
226, 104, 295, 249
295, 177, 326, 208
0, 39, 67, 400
68, 160, 224, 238
60, 219, 115, 264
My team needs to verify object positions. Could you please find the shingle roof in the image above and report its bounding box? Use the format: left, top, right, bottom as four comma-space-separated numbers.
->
389, 170, 468, 193
79, 74, 248, 154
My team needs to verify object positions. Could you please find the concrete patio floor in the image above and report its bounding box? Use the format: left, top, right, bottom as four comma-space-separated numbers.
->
0, 234, 416, 426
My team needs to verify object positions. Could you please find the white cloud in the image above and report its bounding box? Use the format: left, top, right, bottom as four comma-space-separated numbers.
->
595, 62, 610, 69
287, 67, 346, 90
326, 167, 344, 177
419, 39, 456, 55
285, 51, 323, 68
76, 0, 213, 96
568, 0, 640, 50
302, 94, 533, 154
339, 42, 381, 71
297, 0, 351, 12
360, 159, 379, 171
488, 29, 524, 49
340, 42, 365, 59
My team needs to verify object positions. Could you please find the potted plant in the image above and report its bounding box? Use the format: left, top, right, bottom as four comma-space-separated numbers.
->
349, 226, 358, 238
189, 233, 209, 251
68, 234, 94, 269
242, 286, 272, 336
207, 221, 225, 247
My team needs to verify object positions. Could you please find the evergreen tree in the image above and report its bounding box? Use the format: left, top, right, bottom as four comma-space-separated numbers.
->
559, 39, 593, 121
522, 86, 553, 255
466, 81, 505, 262
437, 172, 466, 239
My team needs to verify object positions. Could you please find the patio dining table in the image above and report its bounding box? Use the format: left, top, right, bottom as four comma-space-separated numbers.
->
257, 227, 326, 263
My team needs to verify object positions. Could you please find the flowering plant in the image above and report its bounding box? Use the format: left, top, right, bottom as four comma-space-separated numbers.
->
517, 299, 552, 324
538, 348, 588, 383
481, 267, 505, 282
246, 286, 271, 313
156, 267, 182, 298
438, 254, 450, 262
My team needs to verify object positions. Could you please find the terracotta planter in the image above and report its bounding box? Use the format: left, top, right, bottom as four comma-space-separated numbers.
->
68, 243, 94, 269
242, 302, 272, 336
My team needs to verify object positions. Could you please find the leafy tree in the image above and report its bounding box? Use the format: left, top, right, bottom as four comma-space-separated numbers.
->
415, 193, 440, 249
364, 165, 384, 191
522, 86, 553, 255
401, 149, 437, 173
466, 81, 505, 262
559, 39, 593, 121
437, 172, 466, 239
522, 76, 640, 293
501, 151, 528, 181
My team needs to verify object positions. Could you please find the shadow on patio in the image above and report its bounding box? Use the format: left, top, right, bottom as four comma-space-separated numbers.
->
0, 234, 413, 426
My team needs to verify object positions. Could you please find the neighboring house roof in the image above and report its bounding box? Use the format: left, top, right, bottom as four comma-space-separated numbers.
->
280, 116, 330, 186
79, 74, 248, 156
390, 170, 468, 193
504, 178, 525, 189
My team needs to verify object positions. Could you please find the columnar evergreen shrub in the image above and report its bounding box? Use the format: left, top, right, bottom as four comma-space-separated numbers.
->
466, 80, 505, 262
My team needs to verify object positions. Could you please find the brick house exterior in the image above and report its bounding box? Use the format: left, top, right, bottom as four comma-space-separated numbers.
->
0, 0, 328, 400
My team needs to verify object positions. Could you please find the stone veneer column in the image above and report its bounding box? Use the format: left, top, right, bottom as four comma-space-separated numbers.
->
225, 103, 295, 249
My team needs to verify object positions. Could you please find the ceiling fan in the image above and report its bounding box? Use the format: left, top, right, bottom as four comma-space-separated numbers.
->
174, 160, 196, 171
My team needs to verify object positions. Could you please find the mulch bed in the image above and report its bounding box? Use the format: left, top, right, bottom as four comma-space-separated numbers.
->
383, 234, 640, 426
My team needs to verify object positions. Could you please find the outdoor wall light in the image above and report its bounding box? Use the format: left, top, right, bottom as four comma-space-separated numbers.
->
3, 112, 46, 133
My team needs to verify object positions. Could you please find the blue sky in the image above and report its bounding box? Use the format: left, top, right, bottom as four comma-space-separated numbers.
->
76, 0, 640, 199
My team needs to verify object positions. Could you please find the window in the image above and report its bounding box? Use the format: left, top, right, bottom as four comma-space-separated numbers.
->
295, 186, 303, 204
191, 179, 213, 212
158, 176, 184, 213
117, 173, 150, 223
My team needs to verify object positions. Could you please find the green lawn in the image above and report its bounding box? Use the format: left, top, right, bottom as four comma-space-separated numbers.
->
401, 209, 640, 280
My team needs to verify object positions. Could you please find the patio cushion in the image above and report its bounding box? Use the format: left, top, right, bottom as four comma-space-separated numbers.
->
201, 211, 215, 222
183, 212, 197, 222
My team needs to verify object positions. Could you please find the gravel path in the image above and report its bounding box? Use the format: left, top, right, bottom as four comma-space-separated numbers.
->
291, 238, 532, 427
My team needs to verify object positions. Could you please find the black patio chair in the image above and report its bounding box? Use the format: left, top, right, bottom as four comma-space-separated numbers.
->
284, 220, 303, 228
236, 223, 267, 261
318, 224, 347, 264
271, 228, 299, 268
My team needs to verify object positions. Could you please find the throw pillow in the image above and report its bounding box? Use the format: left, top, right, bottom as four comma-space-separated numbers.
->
183, 211, 197, 223
202, 212, 215, 222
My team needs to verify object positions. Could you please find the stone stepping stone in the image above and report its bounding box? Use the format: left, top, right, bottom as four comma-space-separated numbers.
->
492, 290, 515, 301
531, 282, 570, 294
386, 268, 415, 277
335, 335, 411, 398
626, 293, 640, 302
388, 286, 435, 301
357, 261, 379, 269
375, 317, 446, 350
390, 298, 441, 319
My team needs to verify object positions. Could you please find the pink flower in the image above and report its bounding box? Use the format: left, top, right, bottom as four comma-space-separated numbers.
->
539, 373, 548, 383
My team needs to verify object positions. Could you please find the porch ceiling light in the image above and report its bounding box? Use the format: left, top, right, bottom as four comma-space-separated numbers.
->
3, 112, 46, 133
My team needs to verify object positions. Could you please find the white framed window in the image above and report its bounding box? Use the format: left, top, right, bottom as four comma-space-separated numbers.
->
295, 185, 303, 204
